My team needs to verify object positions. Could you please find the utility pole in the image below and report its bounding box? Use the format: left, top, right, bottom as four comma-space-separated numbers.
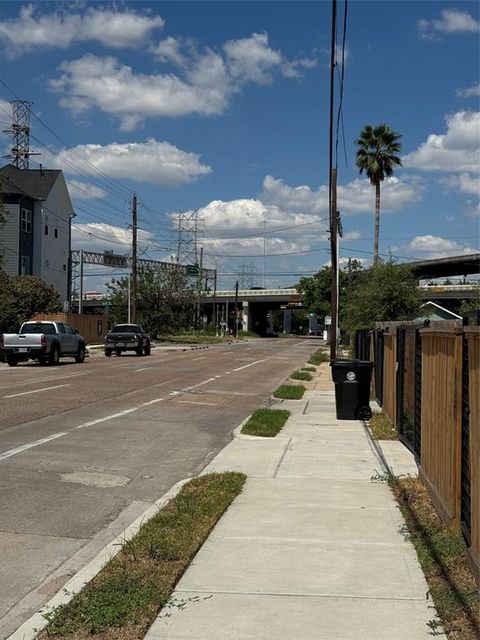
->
263, 219, 267, 288
196, 246, 203, 331
131, 193, 138, 323
176, 212, 182, 263
234, 280, 239, 338
79, 249, 84, 315
328, 0, 338, 361
213, 269, 218, 335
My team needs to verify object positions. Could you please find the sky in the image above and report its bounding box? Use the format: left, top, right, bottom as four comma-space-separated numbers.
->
0, 0, 479, 291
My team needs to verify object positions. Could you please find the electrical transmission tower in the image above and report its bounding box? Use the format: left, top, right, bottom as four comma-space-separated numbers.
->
2, 101, 40, 169
238, 263, 256, 289
174, 210, 203, 265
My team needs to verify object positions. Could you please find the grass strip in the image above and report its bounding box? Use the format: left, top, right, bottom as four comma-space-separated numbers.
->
241, 408, 291, 437
290, 370, 313, 381
273, 384, 305, 400
370, 412, 397, 440
40, 473, 246, 639
391, 477, 480, 640
301, 365, 316, 372
308, 349, 329, 366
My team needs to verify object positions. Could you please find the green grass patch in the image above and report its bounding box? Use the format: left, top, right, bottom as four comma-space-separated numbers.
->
308, 349, 329, 366
40, 473, 246, 639
391, 477, 480, 640
290, 370, 313, 381
273, 384, 305, 400
241, 408, 290, 437
369, 412, 397, 440
157, 334, 226, 344
301, 365, 316, 372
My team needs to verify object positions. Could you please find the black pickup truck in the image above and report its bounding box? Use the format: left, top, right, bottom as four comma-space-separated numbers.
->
104, 324, 151, 357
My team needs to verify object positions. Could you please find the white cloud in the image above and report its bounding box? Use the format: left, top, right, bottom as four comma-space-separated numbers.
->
418, 9, 479, 39
403, 235, 478, 259
51, 33, 316, 129
261, 174, 422, 216
49, 139, 211, 186
441, 173, 480, 196
403, 111, 480, 172
281, 57, 318, 79
50, 55, 230, 130
72, 222, 153, 253
456, 82, 480, 98
0, 5, 164, 55
0, 99, 12, 121
224, 32, 282, 85
67, 180, 107, 200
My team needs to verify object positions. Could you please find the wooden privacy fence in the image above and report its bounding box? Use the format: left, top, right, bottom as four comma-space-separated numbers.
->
363, 321, 480, 582
32, 313, 107, 344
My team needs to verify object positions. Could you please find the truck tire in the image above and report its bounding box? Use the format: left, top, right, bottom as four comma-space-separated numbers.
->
6, 355, 18, 367
105, 349, 112, 357
144, 342, 151, 356
75, 344, 86, 363
136, 346, 143, 356
48, 345, 60, 366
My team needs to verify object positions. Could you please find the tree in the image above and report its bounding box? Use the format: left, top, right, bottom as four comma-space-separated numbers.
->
0, 273, 62, 332
297, 260, 364, 318
355, 124, 402, 265
106, 267, 196, 336
341, 261, 421, 334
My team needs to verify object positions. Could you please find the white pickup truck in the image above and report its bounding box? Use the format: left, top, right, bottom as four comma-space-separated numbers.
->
1, 321, 87, 367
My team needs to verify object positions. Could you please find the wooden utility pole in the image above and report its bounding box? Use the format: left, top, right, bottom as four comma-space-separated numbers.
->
330, 169, 338, 360
79, 249, 84, 315
213, 269, 218, 335
131, 193, 138, 323
328, 0, 337, 361
234, 280, 239, 338
196, 246, 203, 331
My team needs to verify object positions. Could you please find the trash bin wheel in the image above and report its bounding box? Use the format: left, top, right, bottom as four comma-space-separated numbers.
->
359, 406, 372, 421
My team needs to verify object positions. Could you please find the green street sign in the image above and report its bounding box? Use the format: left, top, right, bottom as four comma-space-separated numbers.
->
187, 264, 199, 275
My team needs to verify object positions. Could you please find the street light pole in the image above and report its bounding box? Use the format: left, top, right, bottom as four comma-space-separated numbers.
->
263, 219, 267, 288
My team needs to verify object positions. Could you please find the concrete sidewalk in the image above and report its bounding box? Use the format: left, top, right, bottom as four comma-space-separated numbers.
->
146, 365, 444, 640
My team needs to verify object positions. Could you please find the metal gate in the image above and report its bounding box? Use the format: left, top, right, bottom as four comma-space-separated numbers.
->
460, 333, 471, 546
396, 326, 422, 459
355, 329, 370, 361
374, 330, 384, 406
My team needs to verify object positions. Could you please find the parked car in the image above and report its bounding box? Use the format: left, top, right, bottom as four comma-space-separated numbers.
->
1, 321, 87, 367
104, 324, 151, 357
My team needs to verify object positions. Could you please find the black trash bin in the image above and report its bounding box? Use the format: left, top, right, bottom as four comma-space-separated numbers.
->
331, 359, 374, 420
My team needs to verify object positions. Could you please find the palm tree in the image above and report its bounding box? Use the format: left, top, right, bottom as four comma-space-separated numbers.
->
355, 124, 402, 265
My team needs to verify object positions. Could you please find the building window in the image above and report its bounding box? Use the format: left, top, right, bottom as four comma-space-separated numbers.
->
54, 228, 58, 238
63, 264, 67, 271
21, 209, 32, 233
45, 225, 49, 235
21, 255, 31, 275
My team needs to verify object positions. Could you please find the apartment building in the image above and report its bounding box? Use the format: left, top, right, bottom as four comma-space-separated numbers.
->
0, 163, 74, 301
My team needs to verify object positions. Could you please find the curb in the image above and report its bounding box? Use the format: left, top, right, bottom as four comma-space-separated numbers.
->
7, 400, 262, 638
7, 478, 191, 640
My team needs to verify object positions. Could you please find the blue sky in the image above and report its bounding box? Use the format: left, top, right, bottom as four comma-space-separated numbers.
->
0, 0, 478, 290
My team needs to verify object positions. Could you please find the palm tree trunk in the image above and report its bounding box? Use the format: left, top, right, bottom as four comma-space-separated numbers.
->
373, 181, 380, 266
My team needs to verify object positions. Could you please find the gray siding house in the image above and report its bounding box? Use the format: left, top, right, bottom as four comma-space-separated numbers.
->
0, 164, 74, 302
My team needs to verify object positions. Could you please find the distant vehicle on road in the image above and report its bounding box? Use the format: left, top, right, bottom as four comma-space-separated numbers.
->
104, 324, 151, 357
1, 321, 86, 367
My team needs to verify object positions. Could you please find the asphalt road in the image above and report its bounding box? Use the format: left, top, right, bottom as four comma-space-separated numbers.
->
0, 337, 319, 638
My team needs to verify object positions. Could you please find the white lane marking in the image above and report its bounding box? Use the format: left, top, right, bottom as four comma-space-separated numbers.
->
225, 371, 231, 374
232, 359, 266, 372
142, 398, 166, 406
0, 372, 86, 390
222, 351, 233, 354
177, 400, 217, 406
75, 408, 138, 430
153, 377, 186, 388
192, 356, 207, 361
0, 432, 67, 461
4, 383, 70, 399
135, 368, 150, 372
